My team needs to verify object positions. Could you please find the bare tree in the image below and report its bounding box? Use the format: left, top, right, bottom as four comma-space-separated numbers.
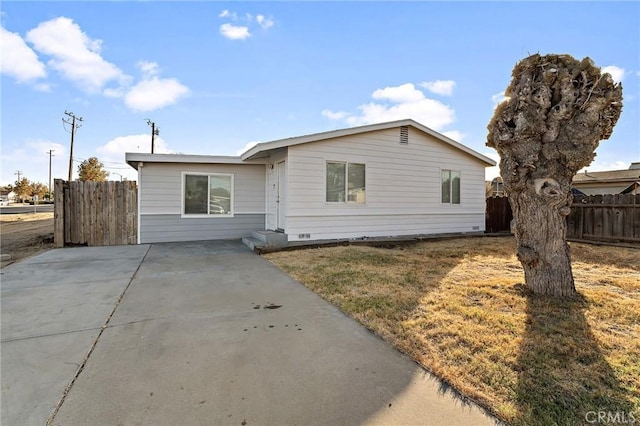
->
487, 54, 622, 297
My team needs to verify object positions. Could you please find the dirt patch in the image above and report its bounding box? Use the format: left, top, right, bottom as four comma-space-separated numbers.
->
1, 212, 54, 268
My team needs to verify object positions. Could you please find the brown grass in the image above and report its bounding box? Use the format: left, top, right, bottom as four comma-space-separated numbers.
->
264, 237, 640, 425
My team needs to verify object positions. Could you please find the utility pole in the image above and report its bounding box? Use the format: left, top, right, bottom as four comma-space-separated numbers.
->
63, 111, 83, 181
146, 119, 159, 154
14, 170, 23, 182
47, 150, 55, 199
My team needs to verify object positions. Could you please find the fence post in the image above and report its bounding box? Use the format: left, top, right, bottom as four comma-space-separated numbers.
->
53, 179, 65, 248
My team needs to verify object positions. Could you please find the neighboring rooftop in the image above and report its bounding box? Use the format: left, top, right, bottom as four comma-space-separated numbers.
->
572, 162, 640, 195
573, 162, 640, 183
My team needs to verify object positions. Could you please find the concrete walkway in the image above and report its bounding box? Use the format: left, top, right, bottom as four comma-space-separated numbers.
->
1, 240, 497, 426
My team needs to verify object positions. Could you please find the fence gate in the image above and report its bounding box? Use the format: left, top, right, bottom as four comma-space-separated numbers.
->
54, 179, 137, 247
486, 196, 513, 233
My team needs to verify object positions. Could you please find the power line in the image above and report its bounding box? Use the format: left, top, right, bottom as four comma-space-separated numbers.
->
14, 170, 23, 182
62, 111, 83, 181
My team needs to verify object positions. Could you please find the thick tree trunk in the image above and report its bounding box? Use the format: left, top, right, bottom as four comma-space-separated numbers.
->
487, 53, 623, 298
509, 190, 575, 297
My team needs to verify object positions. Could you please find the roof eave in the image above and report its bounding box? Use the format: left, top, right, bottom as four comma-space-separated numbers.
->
241, 119, 496, 166
125, 153, 264, 169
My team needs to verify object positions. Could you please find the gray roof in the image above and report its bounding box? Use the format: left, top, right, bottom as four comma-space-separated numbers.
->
573, 167, 640, 184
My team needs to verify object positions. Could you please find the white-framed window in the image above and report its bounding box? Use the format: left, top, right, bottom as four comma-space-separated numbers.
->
182, 172, 233, 217
441, 170, 461, 204
326, 162, 366, 203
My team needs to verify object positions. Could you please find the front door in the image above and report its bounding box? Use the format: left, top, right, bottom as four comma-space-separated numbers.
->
276, 161, 286, 230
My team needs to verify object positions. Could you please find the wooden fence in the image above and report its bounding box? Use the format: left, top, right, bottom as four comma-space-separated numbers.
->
485, 194, 640, 244
567, 194, 640, 244
485, 196, 513, 233
54, 179, 137, 247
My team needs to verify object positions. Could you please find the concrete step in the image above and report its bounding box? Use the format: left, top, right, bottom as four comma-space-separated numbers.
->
251, 230, 288, 245
241, 236, 264, 251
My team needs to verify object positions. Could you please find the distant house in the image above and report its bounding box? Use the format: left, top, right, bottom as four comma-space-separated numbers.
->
486, 176, 505, 197
126, 119, 496, 244
572, 162, 640, 195
0, 190, 16, 205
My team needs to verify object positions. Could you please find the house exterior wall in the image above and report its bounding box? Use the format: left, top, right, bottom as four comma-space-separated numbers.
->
138, 163, 266, 243
284, 127, 487, 241
572, 182, 632, 195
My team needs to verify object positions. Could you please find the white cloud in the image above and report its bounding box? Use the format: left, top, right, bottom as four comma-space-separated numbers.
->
442, 130, 465, 142
372, 83, 425, 103
26, 17, 127, 93
601, 65, 625, 83
0, 25, 47, 83
256, 15, 274, 29
236, 141, 259, 156
483, 152, 501, 181
220, 23, 251, 40
491, 91, 509, 108
219, 10, 237, 20
124, 76, 189, 112
420, 80, 456, 96
137, 60, 160, 77
321, 109, 349, 120
218, 10, 274, 39
323, 82, 457, 132
97, 134, 173, 180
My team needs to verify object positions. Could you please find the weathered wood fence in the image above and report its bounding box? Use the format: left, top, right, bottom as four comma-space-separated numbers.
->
486, 194, 640, 244
54, 179, 137, 247
567, 194, 640, 244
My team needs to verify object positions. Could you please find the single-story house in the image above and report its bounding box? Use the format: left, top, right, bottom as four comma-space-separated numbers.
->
0, 190, 16, 205
572, 162, 640, 195
126, 119, 496, 245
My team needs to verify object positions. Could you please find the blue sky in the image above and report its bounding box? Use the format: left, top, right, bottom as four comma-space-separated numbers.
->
2, 1, 639, 185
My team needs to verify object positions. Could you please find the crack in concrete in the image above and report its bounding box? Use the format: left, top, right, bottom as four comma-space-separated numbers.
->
0, 327, 104, 343
45, 245, 151, 426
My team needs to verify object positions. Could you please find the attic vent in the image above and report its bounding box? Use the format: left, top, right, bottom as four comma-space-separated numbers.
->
400, 126, 409, 144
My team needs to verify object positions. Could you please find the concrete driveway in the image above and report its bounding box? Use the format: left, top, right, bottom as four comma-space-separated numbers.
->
1, 240, 496, 426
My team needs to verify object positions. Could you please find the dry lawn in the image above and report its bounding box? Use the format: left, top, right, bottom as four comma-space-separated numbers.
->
264, 237, 640, 426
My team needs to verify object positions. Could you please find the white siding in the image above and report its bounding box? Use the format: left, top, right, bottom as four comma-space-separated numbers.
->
285, 127, 487, 241
140, 163, 265, 215
138, 163, 266, 243
140, 214, 264, 243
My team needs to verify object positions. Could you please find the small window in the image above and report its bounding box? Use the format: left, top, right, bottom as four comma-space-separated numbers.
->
183, 173, 233, 216
400, 126, 409, 144
326, 162, 365, 203
441, 170, 460, 204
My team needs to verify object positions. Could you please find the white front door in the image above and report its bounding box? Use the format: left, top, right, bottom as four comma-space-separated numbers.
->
276, 161, 286, 230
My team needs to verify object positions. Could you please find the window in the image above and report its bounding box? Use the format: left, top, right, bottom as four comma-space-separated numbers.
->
326, 162, 366, 203
441, 170, 460, 204
183, 173, 233, 216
